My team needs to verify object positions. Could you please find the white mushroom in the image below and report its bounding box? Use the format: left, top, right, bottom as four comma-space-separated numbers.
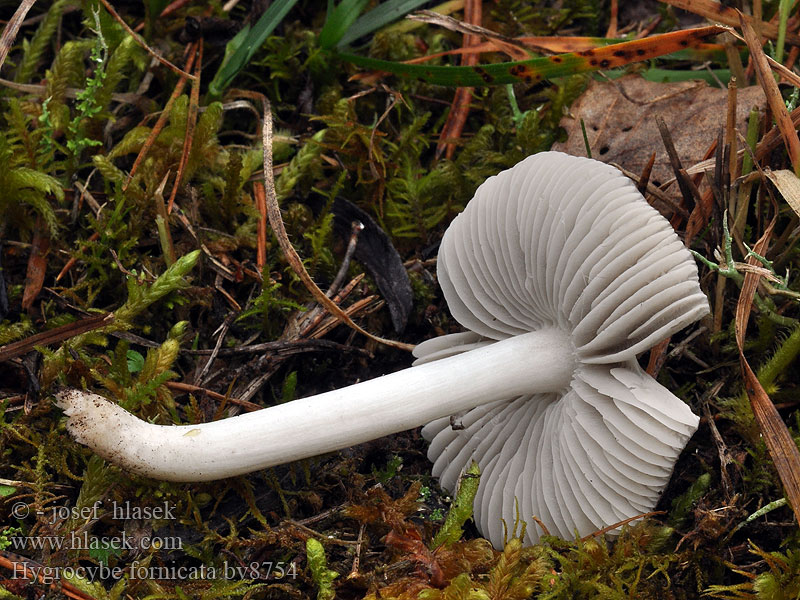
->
415, 151, 708, 546
56, 151, 708, 548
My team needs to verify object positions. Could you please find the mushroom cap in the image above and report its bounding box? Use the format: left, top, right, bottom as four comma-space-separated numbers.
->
416, 151, 708, 548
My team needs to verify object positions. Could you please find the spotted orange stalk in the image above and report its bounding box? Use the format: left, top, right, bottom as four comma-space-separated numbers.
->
339, 25, 727, 87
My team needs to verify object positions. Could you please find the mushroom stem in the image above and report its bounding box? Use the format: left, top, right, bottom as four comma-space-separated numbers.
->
57, 328, 574, 481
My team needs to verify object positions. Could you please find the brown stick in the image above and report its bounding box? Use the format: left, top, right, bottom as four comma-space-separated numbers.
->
261, 100, 414, 352
436, 0, 482, 161
735, 203, 800, 526
741, 14, 800, 175
168, 41, 203, 213
0, 0, 36, 72
0, 313, 113, 362
97, 0, 196, 80
124, 41, 198, 190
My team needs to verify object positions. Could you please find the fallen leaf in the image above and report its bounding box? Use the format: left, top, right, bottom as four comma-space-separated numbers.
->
553, 75, 765, 191
22, 219, 50, 311
333, 197, 413, 333
765, 168, 800, 218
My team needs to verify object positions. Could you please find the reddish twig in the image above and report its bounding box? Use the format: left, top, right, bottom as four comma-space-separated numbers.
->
0, 313, 113, 363
605, 0, 618, 38
166, 381, 263, 412
0, 550, 99, 600
436, 0, 482, 161
56, 232, 100, 282
168, 41, 203, 213
97, 0, 196, 80
124, 41, 199, 190
254, 180, 267, 270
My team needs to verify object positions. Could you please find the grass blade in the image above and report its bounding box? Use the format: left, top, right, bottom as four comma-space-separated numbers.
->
734, 214, 800, 529
337, 0, 430, 48
208, 0, 299, 96
663, 0, 800, 45
337, 25, 726, 86
318, 0, 370, 50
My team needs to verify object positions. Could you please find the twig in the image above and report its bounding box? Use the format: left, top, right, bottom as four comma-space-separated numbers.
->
308, 296, 384, 340
0, 77, 137, 104
56, 232, 100, 282
215, 279, 241, 311
298, 274, 366, 339
408, 10, 529, 56
0, 314, 113, 363
171, 202, 237, 281
182, 338, 371, 357
0, 477, 31, 487
656, 116, 699, 211
347, 523, 366, 580
165, 381, 262, 412
435, 0, 482, 160
605, 0, 618, 38
702, 396, 734, 501
168, 40, 203, 213
636, 152, 655, 195
125, 41, 198, 190
283, 520, 359, 546
0, 549, 98, 600
329, 221, 364, 297
97, 0, 196, 81
740, 14, 800, 175
254, 180, 268, 270
0, 0, 37, 72
196, 312, 236, 386
261, 99, 414, 351
611, 163, 688, 218
581, 511, 665, 540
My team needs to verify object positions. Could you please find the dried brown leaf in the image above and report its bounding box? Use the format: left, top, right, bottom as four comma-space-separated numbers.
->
739, 14, 800, 175
22, 219, 50, 311
735, 213, 800, 527
553, 75, 765, 195
765, 168, 800, 217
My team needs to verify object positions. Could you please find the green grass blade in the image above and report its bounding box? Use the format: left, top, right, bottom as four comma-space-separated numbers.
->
335, 25, 726, 87
318, 0, 370, 50
337, 50, 584, 86
337, 0, 431, 48
641, 67, 731, 86
208, 0, 299, 96
776, 0, 792, 63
